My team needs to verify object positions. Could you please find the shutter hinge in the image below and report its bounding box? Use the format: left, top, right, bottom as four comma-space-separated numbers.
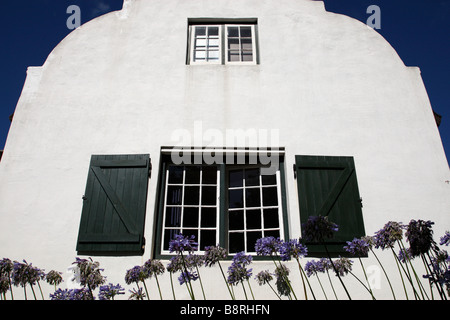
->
293, 164, 297, 179
359, 197, 363, 208
148, 161, 152, 178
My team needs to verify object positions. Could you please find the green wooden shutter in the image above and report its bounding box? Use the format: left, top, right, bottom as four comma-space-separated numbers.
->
76, 154, 151, 256
295, 155, 365, 256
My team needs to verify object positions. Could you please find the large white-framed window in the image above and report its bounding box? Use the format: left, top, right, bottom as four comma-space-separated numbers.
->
155, 150, 288, 257
188, 23, 257, 65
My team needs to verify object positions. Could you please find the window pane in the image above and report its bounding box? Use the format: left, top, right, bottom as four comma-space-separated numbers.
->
208, 50, 220, 60
229, 232, 245, 253
245, 168, 260, 186
195, 38, 207, 48
202, 186, 217, 205
264, 229, 280, 239
208, 38, 220, 47
167, 186, 182, 205
262, 187, 278, 206
242, 52, 253, 62
262, 174, 277, 186
184, 186, 200, 205
183, 229, 198, 245
229, 189, 243, 208
263, 208, 280, 228
194, 50, 206, 60
247, 231, 262, 252
228, 38, 240, 51
201, 207, 216, 227
185, 166, 201, 184
241, 38, 253, 51
164, 229, 180, 251
200, 230, 216, 250
245, 188, 261, 207
229, 170, 243, 188
165, 207, 181, 227
208, 26, 219, 36
168, 166, 183, 184
202, 166, 217, 184
229, 210, 244, 230
246, 209, 261, 230
240, 26, 252, 38
228, 51, 240, 62
183, 207, 199, 228
195, 27, 206, 36
227, 26, 239, 37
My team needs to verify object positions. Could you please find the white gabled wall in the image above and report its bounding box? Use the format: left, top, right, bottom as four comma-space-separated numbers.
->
0, 0, 448, 299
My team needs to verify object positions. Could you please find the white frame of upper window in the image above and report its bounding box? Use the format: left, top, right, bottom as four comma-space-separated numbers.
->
188, 24, 257, 65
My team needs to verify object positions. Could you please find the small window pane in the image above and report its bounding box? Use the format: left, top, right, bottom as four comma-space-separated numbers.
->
201, 207, 216, 227
228, 52, 240, 62
229, 189, 243, 208
242, 53, 253, 62
241, 39, 253, 51
262, 174, 277, 186
183, 207, 199, 227
246, 209, 261, 230
264, 229, 280, 239
229, 210, 244, 230
229, 232, 245, 253
167, 186, 182, 205
247, 231, 262, 252
229, 170, 243, 188
183, 229, 198, 244
208, 50, 220, 60
195, 27, 206, 36
263, 208, 280, 228
165, 207, 181, 227
262, 187, 278, 206
227, 26, 239, 37
208, 27, 219, 36
168, 166, 183, 184
202, 166, 217, 184
201, 186, 217, 205
200, 230, 216, 250
195, 38, 207, 47
240, 26, 252, 38
185, 166, 201, 184
184, 186, 200, 205
245, 188, 261, 207
194, 50, 206, 60
164, 229, 180, 251
228, 38, 240, 51
245, 168, 260, 186
208, 38, 220, 47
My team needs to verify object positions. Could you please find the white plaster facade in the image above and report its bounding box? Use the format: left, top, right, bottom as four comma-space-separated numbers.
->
0, 0, 448, 300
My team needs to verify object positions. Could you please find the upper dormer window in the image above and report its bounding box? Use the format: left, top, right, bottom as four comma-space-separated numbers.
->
188, 19, 258, 65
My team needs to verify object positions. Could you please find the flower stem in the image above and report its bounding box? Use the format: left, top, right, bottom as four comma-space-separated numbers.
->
370, 248, 396, 300
325, 269, 338, 300
169, 272, 177, 300
154, 274, 163, 300
322, 242, 352, 300
218, 261, 235, 300
296, 257, 316, 300
195, 265, 206, 300
358, 257, 376, 300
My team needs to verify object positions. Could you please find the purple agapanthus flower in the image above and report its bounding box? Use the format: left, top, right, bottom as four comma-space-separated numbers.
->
373, 221, 404, 250
178, 270, 199, 285
255, 236, 282, 256
440, 231, 450, 246
302, 215, 339, 242
125, 265, 145, 284
255, 270, 273, 286
333, 257, 353, 277
204, 245, 227, 267
227, 251, 253, 286
304, 259, 327, 277
72, 257, 105, 290
405, 219, 435, 257
169, 234, 198, 253
344, 237, 370, 257
279, 239, 308, 261
50, 288, 92, 300
98, 283, 125, 300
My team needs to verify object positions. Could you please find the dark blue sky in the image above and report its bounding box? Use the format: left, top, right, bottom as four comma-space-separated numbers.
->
1, 1, 449, 165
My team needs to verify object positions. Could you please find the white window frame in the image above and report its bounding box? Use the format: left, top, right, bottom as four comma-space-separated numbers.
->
188, 24, 257, 65
160, 165, 220, 255
189, 25, 223, 65
227, 168, 285, 254
224, 24, 257, 65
